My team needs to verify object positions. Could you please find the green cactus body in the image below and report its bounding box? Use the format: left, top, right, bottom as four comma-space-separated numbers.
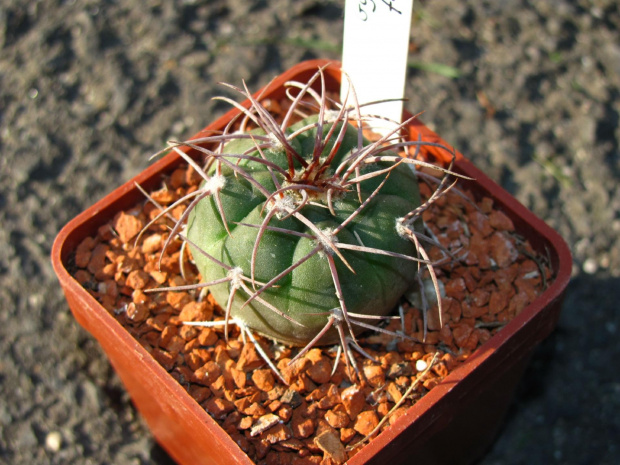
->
186, 115, 423, 346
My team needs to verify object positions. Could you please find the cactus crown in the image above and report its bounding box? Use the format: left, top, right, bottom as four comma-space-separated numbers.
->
143, 67, 460, 382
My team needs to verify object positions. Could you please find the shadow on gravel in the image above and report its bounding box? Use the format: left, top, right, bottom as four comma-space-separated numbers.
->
481, 272, 620, 464
150, 442, 176, 465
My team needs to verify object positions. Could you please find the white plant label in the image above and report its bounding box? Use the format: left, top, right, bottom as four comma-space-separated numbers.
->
341, 0, 414, 135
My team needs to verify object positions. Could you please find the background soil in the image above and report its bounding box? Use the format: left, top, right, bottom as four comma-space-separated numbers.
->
1, 0, 618, 464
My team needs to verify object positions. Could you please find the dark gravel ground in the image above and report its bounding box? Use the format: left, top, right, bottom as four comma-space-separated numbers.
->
1, 0, 619, 464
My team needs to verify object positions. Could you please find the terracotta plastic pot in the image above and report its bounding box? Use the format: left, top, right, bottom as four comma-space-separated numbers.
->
51, 59, 572, 465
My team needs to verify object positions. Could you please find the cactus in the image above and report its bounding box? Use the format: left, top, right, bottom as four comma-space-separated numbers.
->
145, 67, 458, 379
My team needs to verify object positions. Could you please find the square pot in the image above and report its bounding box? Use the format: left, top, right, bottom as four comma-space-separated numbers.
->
51, 59, 572, 465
